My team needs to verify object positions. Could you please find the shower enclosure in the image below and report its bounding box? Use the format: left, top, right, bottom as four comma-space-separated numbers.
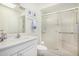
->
42, 7, 79, 56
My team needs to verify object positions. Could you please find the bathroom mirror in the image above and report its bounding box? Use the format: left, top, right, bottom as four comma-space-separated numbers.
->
0, 3, 25, 33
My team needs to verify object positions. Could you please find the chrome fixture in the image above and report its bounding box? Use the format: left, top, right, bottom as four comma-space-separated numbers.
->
0, 30, 7, 42
16, 33, 20, 38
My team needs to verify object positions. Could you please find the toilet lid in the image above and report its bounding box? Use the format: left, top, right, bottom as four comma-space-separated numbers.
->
37, 45, 48, 50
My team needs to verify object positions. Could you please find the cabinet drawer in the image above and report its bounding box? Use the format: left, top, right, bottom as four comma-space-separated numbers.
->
11, 53, 17, 56
18, 44, 37, 56
0, 39, 37, 56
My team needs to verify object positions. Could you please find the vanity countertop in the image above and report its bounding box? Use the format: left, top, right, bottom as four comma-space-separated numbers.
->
0, 36, 37, 50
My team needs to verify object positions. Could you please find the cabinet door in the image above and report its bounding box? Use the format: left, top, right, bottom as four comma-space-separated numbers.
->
23, 46, 37, 56
18, 45, 37, 56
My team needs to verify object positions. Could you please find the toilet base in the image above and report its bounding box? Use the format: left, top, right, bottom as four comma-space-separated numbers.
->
37, 50, 48, 56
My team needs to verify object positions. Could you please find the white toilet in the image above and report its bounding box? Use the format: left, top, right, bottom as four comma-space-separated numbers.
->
37, 41, 48, 56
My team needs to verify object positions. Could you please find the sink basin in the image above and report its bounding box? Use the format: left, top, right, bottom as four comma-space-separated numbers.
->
0, 36, 29, 45
0, 35, 37, 50
0, 39, 16, 45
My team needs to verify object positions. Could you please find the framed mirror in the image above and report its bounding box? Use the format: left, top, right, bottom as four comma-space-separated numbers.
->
0, 3, 25, 34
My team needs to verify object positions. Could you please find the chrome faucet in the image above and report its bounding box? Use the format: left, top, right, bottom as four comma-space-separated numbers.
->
16, 33, 20, 38
0, 30, 7, 42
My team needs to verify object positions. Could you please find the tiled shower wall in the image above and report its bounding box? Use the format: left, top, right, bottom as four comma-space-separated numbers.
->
42, 7, 79, 56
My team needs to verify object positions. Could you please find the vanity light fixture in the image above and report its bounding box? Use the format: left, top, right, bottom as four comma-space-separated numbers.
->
1, 3, 16, 8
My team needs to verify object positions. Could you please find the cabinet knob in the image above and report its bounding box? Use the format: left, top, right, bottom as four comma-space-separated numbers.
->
19, 53, 22, 56
17, 53, 22, 56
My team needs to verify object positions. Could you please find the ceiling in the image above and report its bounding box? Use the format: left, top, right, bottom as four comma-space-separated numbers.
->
33, 3, 58, 10
20, 3, 58, 10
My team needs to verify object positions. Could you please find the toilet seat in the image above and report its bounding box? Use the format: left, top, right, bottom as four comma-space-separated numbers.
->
37, 41, 48, 56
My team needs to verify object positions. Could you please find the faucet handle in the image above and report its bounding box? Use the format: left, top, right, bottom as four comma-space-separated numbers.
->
16, 33, 20, 38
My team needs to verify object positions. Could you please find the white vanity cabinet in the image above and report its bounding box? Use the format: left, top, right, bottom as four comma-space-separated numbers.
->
18, 45, 37, 56
0, 38, 37, 56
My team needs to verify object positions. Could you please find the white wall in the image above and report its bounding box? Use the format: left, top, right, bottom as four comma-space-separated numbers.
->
21, 4, 42, 43
0, 5, 20, 33
42, 3, 79, 14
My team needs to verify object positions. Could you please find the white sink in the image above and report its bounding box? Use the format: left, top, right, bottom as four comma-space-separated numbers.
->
0, 38, 17, 46
0, 36, 37, 50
